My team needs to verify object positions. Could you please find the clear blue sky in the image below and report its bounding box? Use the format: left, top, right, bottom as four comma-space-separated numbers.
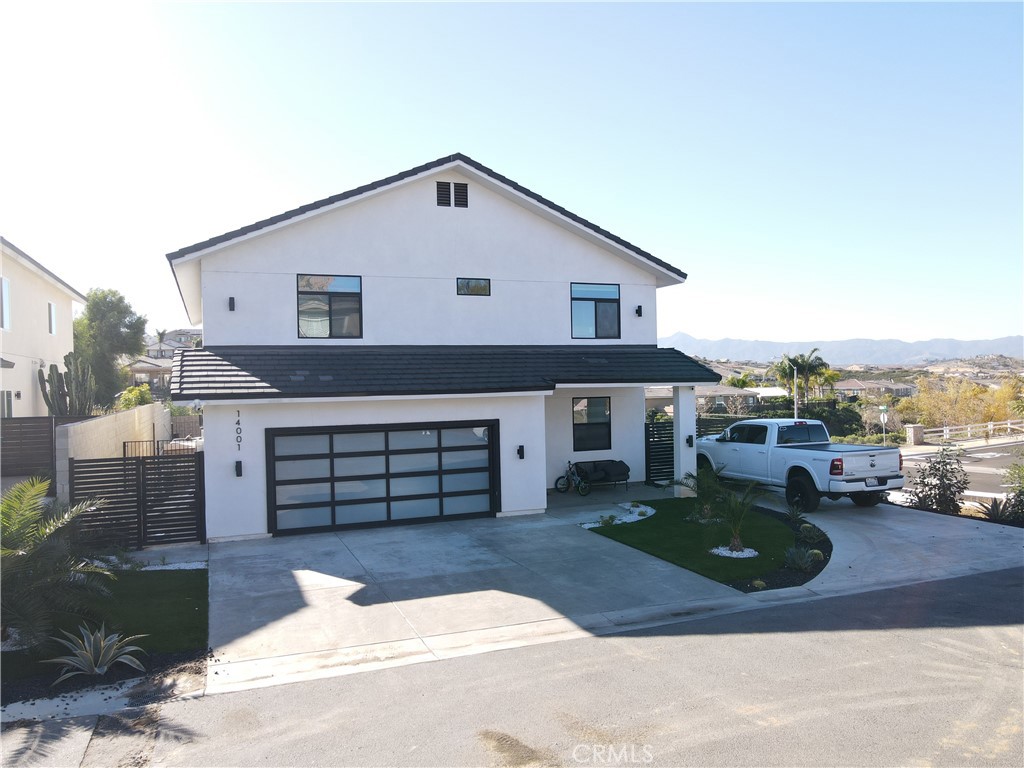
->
3, 1, 1021, 344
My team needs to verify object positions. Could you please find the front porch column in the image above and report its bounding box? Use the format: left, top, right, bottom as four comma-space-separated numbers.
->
673, 385, 697, 497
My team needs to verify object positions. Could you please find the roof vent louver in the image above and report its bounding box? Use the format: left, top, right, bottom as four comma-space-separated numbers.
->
436, 181, 451, 207
453, 182, 468, 208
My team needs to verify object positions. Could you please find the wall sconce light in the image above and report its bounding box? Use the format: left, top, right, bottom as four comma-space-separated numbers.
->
635, 305, 643, 317
14, 391, 21, 400
235, 460, 243, 477
228, 297, 236, 311
686, 435, 694, 448
517, 445, 525, 459
191, 399, 203, 411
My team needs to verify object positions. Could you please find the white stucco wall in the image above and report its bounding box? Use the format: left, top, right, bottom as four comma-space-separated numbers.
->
194, 170, 661, 347
543, 386, 647, 487
202, 394, 548, 540
0, 248, 80, 417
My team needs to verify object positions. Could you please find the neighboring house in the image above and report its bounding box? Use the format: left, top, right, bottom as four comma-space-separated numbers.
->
145, 329, 202, 358
167, 154, 719, 540
695, 384, 757, 412
835, 379, 915, 400
0, 237, 86, 417
126, 355, 173, 389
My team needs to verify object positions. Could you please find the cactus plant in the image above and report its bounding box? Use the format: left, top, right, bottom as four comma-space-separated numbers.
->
37, 353, 95, 416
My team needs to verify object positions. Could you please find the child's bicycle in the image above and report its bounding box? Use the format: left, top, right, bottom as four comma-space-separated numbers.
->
554, 461, 591, 496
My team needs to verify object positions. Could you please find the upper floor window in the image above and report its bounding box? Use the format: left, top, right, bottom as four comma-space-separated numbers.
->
47, 302, 56, 335
571, 283, 620, 339
297, 274, 362, 338
1, 277, 9, 330
436, 181, 468, 208
457, 278, 490, 296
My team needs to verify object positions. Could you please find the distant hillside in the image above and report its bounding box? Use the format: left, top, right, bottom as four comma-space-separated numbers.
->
658, 333, 1024, 366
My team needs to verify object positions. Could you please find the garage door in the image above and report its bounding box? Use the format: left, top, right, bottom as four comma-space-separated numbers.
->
267, 420, 499, 533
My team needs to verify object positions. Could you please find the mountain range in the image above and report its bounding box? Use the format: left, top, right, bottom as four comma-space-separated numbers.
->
657, 333, 1024, 367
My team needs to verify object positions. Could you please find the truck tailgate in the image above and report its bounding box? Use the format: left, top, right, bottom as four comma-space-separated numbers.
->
840, 448, 901, 479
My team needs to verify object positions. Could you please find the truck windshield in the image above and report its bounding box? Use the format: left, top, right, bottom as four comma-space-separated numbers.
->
777, 423, 830, 444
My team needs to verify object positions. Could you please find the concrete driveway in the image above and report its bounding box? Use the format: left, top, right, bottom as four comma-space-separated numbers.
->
206, 492, 743, 693
204, 488, 1024, 695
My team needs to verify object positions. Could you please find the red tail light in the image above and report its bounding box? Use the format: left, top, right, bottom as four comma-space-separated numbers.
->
829, 458, 844, 476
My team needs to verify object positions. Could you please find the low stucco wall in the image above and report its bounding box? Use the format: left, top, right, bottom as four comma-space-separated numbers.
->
54, 403, 172, 499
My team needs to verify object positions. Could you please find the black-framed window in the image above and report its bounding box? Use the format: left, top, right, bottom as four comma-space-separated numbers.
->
571, 283, 620, 339
297, 274, 362, 338
436, 181, 468, 208
457, 278, 490, 296
573, 397, 611, 451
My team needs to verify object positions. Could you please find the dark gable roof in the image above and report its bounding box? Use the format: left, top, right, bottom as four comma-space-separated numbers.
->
171, 345, 719, 401
164, 154, 687, 282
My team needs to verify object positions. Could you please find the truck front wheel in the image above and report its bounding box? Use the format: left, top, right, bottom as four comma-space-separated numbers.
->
786, 474, 821, 513
851, 492, 883, 507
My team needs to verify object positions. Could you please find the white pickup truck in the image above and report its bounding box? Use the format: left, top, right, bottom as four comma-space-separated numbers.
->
695, 418, 904, 512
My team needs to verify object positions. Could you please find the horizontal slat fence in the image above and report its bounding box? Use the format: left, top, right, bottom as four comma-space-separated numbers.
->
1, 416, 92, 477
70, 453, 205, 548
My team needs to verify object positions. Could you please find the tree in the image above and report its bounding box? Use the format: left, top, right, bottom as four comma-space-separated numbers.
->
724, 373, 754, 389
896, 376, 990, 428
770, 349, 830, 405
155, 329, 168, 358
74, 289, 146, 407
811, 368, 842, 399
0, 478, 112, 647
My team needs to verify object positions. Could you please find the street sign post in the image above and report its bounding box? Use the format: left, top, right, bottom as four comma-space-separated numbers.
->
880, 406, 889, 445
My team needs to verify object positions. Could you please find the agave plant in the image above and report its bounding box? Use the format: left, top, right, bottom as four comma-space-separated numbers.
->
43, 623, 148, 685
1, 478, 112, 648
784, 546, 815, 573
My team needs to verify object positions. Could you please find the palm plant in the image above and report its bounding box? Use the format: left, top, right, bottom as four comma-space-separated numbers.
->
772, 349, 830, 405
1, 478, 113, 649
679, 464, 727, 524
719, 483, 762, 552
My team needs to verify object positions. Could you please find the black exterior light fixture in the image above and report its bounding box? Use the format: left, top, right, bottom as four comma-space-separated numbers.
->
635, 305, 643, 317
517, 445, 525, 459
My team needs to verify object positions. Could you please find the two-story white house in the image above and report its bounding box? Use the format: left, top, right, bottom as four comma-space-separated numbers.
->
1, 237, 87, 417
167, 154, 719, 540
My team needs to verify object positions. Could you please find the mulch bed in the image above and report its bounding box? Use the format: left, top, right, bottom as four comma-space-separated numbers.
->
726, 506, 834, 593
1, 647, 211, 708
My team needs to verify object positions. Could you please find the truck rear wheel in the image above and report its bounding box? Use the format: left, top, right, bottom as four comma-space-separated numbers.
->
851, 492, 883, 507
786, 474, 821, 513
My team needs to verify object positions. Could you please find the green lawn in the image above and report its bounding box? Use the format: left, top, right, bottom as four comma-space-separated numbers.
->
592, 498, 796, 583
1, 569, 208, 683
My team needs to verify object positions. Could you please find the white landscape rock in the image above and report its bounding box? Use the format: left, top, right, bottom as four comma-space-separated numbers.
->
580, 503, 657, 530
709, 546, 759, 559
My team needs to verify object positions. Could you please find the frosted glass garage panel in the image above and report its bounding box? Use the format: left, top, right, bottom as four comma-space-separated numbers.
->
442, 427, 489, 447
442, 450, 488, 470
389, 430, 437, 450
335, 479, 387, 501
443, 472, 490, 492
275, 435, 330, 456
336, 503, 387, 525
391, 475, 439, 497
277, 507, 332, 530
391, 498, 440, 520
275, 458, 330, 481
276, 483, 331, 506
334, 455, 386, 477
390, 453, 439, 474
333, 432, 385, 453
443, 494, 490, 516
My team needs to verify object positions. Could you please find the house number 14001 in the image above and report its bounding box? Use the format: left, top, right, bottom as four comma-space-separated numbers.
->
235, 410, 242, 451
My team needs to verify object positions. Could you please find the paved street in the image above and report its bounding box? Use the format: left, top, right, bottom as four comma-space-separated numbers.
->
4, 568, 1021, 767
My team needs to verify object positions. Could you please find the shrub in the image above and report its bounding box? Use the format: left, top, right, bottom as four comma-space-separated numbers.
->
799, 523, 826, 544
115, 384, 153, 411
43, 623, 147, 685
783, 505, 808, 526
984, 496, 1024, 527
909, 447, 969, 515
808, 549, 825, 562
784, 546, 815, 572
598, 514, 617, 527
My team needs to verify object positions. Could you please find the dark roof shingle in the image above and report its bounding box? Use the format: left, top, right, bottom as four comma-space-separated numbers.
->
171, 345, 719, 401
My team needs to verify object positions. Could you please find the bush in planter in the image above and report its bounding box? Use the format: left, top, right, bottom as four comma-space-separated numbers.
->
909, 447, 969, 516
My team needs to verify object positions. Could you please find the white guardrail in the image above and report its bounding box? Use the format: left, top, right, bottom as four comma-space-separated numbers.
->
921, 419, 1024, 443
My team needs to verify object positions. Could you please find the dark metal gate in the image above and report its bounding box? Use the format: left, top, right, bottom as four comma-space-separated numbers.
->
69, 453, 206, 548
644, 421, 675, 483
